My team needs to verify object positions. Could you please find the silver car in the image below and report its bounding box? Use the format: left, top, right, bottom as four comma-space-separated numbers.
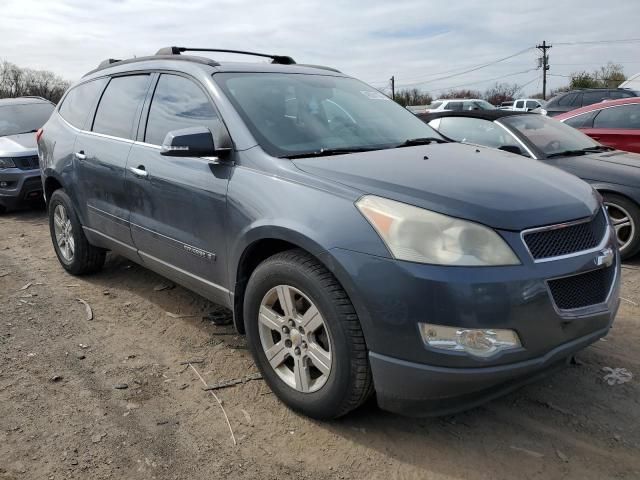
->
0, 96, 54, 212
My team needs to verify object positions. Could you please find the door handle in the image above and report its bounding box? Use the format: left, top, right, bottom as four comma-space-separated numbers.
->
74, 151, 86, 160
128, 165, 148, 178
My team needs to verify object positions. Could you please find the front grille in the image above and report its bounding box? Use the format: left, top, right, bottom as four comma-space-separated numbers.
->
548, 266, 614, 310
13, 155, 40, 170
523, 210, 607, 260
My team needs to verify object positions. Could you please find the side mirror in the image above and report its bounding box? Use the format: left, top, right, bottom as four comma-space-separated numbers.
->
160, 126, 229, 158
498, 145, 523, 156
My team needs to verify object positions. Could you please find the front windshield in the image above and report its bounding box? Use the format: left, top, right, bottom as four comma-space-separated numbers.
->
214, 73, 444, 157
0, 102, 54, 137
501, 114, 599, 156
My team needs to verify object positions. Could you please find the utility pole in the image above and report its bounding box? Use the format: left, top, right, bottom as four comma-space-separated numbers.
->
536, 41, 552, 100
390, 76, 395, 100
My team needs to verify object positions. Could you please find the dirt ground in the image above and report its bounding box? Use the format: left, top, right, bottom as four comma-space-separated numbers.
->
0, 209, 639, 480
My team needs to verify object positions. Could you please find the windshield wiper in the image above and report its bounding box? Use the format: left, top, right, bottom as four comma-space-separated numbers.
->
394, 137, 448, 148
282, 147, 380, 159
546, 145, 616, 158
13, 129, 38, 135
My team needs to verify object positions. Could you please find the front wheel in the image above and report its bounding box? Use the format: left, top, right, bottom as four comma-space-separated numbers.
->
244, 249, 373, 419
603, 193, 640, 260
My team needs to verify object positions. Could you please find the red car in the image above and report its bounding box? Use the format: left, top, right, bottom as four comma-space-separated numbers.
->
556, 97, 640, 153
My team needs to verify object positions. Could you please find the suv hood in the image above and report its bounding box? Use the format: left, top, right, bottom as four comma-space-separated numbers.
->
293, 143, 599, 231
0, 133, 38, 155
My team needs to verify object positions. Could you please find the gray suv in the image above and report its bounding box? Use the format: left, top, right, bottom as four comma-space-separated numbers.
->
38, 47, 620, 418
0, 96, 54, 212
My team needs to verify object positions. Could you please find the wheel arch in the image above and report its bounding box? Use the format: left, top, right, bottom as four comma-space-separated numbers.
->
230, 225, 331, 334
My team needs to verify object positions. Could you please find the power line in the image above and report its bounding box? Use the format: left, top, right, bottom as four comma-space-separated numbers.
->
397, 47, 535, 87
425, 68, 538, 93
554, 38, 640, 46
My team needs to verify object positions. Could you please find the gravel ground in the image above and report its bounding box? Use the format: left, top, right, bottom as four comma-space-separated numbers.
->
1, 209, 639, 480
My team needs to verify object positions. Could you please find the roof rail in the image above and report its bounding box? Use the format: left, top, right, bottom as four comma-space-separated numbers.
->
83, 54, 220, 77
98, 58, 122, 69
155, 46, 296, 65
297, 64, 342, 73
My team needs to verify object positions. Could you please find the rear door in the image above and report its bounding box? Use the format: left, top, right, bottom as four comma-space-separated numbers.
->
74, 74, 152, 247
585, 103, 640, 153
126, 72, 232, 305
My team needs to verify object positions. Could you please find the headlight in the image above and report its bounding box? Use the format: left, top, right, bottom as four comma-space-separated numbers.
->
0, 157, 16, 169
419, 323, 521, 358
356, 195, 519, 266
540, 108, 548, 116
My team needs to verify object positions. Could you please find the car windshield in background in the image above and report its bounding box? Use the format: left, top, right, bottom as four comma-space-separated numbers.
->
501, 114, 599, 157
0, 102, 54, 137
214, 73, 444, 158
425, 101, 443, 109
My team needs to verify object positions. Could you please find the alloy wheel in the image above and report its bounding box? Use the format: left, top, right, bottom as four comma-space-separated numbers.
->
605, 202, 635, 252
258, 285, 332, 393
53, 204, 75, 261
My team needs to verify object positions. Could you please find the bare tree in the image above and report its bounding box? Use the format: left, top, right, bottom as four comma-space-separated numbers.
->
393, 88, 433, 107
0, 60, 70, 103
483, 82, 521, 105
437, 89, 483, 100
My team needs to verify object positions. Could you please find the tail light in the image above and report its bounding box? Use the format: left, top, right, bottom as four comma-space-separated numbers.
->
36, 128, 44, 142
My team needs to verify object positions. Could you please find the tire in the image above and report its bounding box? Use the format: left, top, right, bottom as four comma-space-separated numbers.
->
603, 193, 640, 260
244, 249, 373, 419
48, 189, 106, 275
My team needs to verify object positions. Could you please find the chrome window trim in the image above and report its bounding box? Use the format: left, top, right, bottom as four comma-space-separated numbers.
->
559, 101, 640, 123
520, 208, 610, 263
494, 121, 538, 159
59, 114, 134, 144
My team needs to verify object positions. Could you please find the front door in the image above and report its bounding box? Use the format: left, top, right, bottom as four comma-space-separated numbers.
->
126, 73, 232, 306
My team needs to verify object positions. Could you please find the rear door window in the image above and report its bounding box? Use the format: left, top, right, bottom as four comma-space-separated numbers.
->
515, 101, 525, 109
58, 78, 108, 129
593, 104, 640, 129
556, 93, 577, 106
92, 75, 151, 140
446, 102, 463, 111
564, 111, 597, 128
581, 91, 607, 107
144, 74, 220, 146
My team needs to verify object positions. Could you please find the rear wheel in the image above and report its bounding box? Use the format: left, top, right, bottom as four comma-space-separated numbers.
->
603, 193, 640, 260
48, 189, 106, 275
244, 249, 373, 419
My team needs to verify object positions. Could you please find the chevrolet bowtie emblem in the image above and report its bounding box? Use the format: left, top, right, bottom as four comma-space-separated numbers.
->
595, 247, 614, 267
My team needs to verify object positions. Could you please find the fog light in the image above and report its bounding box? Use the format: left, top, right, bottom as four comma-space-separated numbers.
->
0, 181, 7, 188
419, 323, 521, 358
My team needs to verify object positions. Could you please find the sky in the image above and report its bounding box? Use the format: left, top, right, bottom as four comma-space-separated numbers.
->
2, 0, 640, 97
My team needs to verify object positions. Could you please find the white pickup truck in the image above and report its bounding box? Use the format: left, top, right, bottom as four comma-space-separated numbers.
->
511, 98, 543, 112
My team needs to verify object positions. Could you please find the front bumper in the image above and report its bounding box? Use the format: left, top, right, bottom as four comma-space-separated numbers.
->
370, 324, 612, 416
0, 168, 43, 209
325, 223, 620, 415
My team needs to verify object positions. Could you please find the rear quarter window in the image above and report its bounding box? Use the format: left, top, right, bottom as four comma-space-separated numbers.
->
58, 78, 108, 129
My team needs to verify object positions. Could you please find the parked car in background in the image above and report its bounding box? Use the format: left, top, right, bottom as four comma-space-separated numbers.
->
512, 98, 543, 112
541, 88, 639, 117
0, 96, 54, 213
423, 98, 495, 113
556, 97, 640, 154
420, 110, 640, 258
619, 73, 640, 92
498, 101, 514, 110
39, 47, 619, 419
